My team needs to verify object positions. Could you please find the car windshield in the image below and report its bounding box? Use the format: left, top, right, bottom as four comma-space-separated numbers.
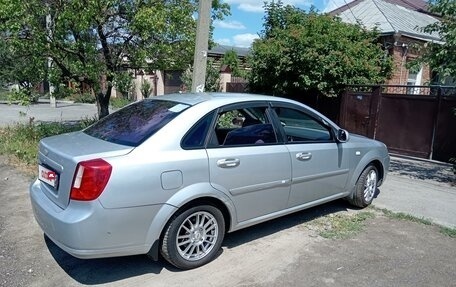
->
84, 99, 190, 146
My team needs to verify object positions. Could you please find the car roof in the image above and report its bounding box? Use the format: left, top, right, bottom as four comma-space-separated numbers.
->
150, 92, 292, 106
149, 92, 339, 128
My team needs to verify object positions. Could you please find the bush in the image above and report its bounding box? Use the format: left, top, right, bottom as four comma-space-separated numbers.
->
140, 80, 152, 98
110, 97, 132, 109
8, 89, 39, 105
0, 119, 96, 166
68, 93, 96, 103
52, 84, 77, 99
114, 71, 134, 99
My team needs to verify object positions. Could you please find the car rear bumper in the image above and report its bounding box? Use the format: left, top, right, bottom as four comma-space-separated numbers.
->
30, 179, 168, 259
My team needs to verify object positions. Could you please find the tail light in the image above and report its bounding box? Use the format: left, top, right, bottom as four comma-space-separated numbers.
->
70, 158, 112, 201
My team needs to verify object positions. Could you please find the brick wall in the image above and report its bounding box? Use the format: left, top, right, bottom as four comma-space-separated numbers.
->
384, 35, 432, 86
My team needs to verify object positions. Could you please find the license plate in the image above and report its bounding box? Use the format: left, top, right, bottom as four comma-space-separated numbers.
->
38, 165, 59, 189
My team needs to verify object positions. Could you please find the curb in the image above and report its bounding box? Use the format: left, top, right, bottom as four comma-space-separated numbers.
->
390, 153, 452, 167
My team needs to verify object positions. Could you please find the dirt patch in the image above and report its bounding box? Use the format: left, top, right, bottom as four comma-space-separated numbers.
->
1, 156, 455, 287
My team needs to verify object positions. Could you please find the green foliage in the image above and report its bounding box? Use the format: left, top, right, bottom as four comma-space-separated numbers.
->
205, 59, 222, 92
0, 0, 230, 118
317, 212, 375, 239
0, 32, 46, 92
440, 226, 456, 238
181, 59, 222, 92
140, 79, 152, 98
221, 50, 242, 77
379, 207, 456, 237
52, 83, 77, 100
8, 89, 39, 106
217, 110, 242, 128
114, 71, 134, 99
0, 120, 94, 166
249, 2, 393, 97
0, 87, 8, 101
380, 208, 433, 225
420, 0, 456, 82
181, 66, 193, 92
110, 97, 132, 109
67, 93, 96, 104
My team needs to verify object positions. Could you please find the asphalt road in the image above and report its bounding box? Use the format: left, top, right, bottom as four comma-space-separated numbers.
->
0, 101, 98, 127
375, 157, 456, 228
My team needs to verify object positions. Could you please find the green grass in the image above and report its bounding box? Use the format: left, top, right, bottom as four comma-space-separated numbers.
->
110, 97, 132, 109
316, 211, 376, 239
439, 227, 456, 238
375, 207, 456, 238
0, 119, 95, 168
377, 208, 433, 225
314, 208, 455, 240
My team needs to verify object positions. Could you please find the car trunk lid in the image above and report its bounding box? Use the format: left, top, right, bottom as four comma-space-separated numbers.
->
37, 131, 133, 209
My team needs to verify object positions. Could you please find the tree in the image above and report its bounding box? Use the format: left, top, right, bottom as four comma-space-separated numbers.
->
140, 79, 152, 98
114, 71, 134, 99
221, 49, 242, 77
420, 0, 456, 83
0, 0, 229, 118
248, 1, 392, 98
181, 59, 222, 92
0, 32, 46, 97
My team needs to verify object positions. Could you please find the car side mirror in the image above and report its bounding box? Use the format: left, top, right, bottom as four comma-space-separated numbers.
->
337, 129, 349, 143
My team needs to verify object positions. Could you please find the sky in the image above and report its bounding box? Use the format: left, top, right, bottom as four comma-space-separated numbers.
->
213, 0, 348, 47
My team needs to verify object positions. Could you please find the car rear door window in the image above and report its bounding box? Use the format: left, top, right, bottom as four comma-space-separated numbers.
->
84, 100, 190, 146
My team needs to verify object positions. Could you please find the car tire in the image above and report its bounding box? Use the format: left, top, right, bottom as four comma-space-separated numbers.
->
161, 205, 225, 269
348, 164, 378, 208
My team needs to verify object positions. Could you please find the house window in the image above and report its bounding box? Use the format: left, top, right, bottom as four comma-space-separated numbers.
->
406, 65, 423, 94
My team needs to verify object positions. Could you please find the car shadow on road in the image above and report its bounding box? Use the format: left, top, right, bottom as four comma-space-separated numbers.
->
44, 199, 353, 285
389, 158, 455, 184
44, 236, 172, 285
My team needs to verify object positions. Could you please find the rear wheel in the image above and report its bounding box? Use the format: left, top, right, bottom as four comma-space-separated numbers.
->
161, 205, 225, 269
348, 164, 378, 208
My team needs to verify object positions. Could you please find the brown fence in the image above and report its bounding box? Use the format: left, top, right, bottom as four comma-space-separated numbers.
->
226, 77, 249, 93
226, 82, 249, 93
339, 85, 456, 162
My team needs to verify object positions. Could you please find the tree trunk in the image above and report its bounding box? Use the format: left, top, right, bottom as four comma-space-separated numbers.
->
97, 85, 112, 119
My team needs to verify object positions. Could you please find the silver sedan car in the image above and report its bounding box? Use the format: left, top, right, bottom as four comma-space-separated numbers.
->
30, 93, 389, 269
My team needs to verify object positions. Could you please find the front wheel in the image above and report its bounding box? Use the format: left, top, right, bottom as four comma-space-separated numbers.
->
161, 205, 225, 269
348, 165, 378, 208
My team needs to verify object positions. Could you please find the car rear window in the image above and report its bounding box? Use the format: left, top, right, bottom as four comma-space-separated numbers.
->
84, 99, 190, 146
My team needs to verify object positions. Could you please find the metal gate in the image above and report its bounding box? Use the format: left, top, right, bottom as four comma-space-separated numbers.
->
339, 85, 456, 161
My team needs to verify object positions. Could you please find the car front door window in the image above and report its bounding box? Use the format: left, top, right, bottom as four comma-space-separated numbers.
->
273, 107, 332, 143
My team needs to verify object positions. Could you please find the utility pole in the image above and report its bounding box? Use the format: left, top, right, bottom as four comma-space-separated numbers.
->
191, 0, 212, 93
46, 5, 56, 107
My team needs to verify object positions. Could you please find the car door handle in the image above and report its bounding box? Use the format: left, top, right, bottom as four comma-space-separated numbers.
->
296, 152, 312, 161
217, 158, 240, 168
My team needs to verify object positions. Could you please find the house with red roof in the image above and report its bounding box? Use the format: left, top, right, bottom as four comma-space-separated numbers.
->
329, 0, 442, 87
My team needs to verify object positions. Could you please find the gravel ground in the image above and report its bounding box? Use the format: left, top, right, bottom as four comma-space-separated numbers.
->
0, 156, 455, 287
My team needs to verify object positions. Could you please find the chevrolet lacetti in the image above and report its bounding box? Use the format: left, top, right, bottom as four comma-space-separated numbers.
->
30, 93, 389, 269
